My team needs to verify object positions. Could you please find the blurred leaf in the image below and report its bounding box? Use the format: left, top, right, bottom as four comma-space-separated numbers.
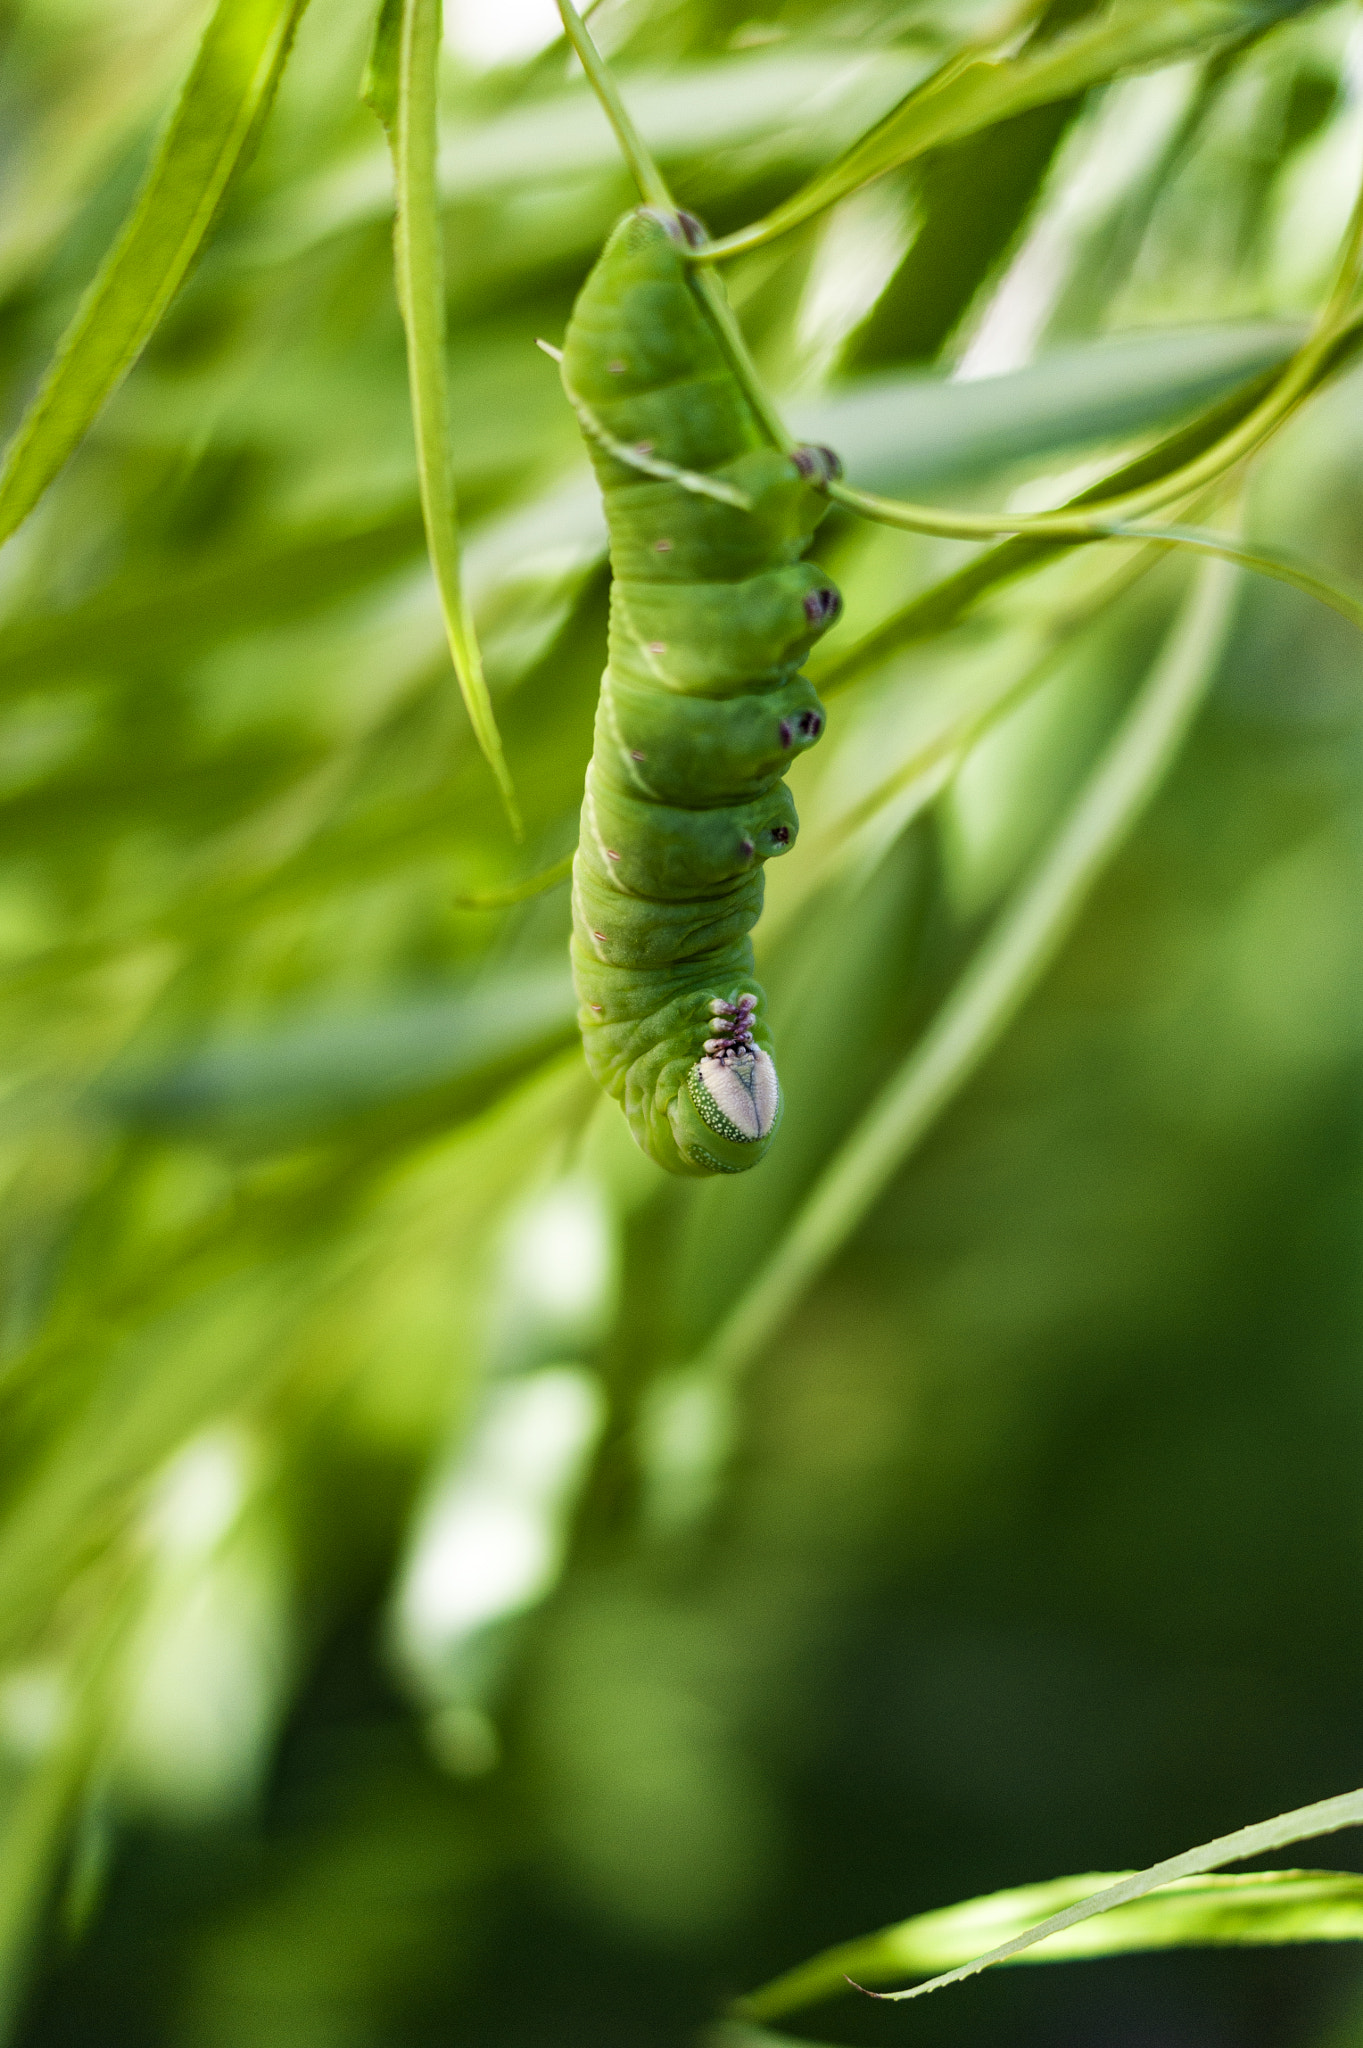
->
798, 321, 1303, 491
277, 47, 929, 247
101, 963, 577, 1136
703, 0, 1322, 257
0, 508, 427, 691
0, 0, 310, 549
844, 101, 1078, 371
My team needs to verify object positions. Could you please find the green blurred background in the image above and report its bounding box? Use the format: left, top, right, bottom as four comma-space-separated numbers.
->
2, 0, 1363, 2041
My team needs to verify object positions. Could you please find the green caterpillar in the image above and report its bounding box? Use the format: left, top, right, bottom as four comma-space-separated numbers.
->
562, 207, 842, 1177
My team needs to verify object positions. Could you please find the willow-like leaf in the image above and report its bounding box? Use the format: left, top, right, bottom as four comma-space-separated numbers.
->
817, 316, 1363, 697
697, 0, 1323, 261
738, 1868, 1363, 2021
0, 0, 309, 550
1101, 524, 1363, 631
365, 0, 521, 836
856, 1790, 1363, 2002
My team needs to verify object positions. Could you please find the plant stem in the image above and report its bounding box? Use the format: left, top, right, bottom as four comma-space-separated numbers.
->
689, 549, 1241, 1389
555, 0, 672, 210
554, 0, 791, 452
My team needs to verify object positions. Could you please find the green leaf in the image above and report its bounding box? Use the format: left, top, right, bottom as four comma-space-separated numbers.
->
738, 1867, 1363, 2020
703, 0, 1322, 257
366, 0, 522, 838
0, 0, 310, 551
796, 322, 1304, 492
818, 312, 1363, 693
1100, 523, 1363, 634
279, 47, 928, 250
100, 964, 577, 1136
736, 1787, 1363, 2015
0, 508, 427, 691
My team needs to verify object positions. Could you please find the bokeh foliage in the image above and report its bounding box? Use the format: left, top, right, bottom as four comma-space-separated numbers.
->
2, 0, 1363, 2042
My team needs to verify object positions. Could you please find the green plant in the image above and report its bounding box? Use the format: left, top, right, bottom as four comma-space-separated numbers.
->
2, 0, 1363, 2041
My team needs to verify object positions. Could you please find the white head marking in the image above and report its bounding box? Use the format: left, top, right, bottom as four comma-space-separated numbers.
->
696, 1049, 779, 1141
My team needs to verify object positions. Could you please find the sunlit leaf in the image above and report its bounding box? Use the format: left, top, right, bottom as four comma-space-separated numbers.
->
365, 0, 521, 835
0, 0, 310, 550
739, 1867, 1363, 2019
702, 0, 1324, 257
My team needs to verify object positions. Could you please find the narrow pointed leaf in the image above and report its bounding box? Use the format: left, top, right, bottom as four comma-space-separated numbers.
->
703, 1, 1321, 257
365, 0, 522, 836
863, 1790, 1363, 2003
1102, 524, 1363, 633
739, 1868, 1363, 2020
0, 0, 310, 548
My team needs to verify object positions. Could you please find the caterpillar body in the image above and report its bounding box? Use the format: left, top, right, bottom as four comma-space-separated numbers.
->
562, 207, 842, 1177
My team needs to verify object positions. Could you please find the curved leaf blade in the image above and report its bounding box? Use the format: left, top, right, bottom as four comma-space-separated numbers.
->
862, 1788, 1363, 2005
738, 1868, 1363, 2021
0, 0, 309, 550
1103, 524, 1363, 634
703, 0, 1322, 258
365, 0, 523, 837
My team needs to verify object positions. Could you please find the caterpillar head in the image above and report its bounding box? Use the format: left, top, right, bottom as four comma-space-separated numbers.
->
668, 993, 783, 1173
689, 1046, 780, 1144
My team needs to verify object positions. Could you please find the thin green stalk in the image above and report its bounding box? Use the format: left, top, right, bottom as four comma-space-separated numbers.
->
555, 0, 671, 209
690, 550, 1240, 1389
686, 0, 1050, 265
366, 0, 521, 837
554, 0, 791, 451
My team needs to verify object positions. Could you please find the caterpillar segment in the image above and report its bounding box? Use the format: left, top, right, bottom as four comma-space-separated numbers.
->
563, 207, 842, 1176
